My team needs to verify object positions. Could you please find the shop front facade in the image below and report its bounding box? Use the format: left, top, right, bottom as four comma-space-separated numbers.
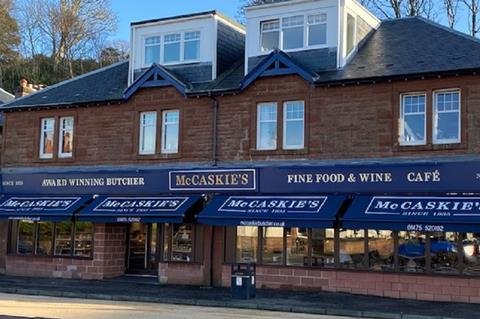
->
2, 0, 480, 304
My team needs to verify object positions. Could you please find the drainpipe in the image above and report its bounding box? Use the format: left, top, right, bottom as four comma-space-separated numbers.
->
208, 92, 218, 287
209, 93, 219, 167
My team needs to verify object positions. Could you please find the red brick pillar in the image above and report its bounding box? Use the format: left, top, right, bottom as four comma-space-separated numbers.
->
94, 223, 127, 279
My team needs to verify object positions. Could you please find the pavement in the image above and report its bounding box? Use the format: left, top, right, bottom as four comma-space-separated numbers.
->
0, 274, 476, 319
0, 293, 359, 319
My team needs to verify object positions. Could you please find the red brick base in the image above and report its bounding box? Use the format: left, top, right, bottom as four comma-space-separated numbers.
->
219, 265, 480, 303
4, 223, 126, 280
159, 262, 209, 286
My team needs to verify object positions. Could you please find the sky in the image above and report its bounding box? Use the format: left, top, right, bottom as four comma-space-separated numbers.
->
112, 1, 241, 41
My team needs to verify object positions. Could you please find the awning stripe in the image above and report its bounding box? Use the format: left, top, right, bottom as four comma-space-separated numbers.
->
343, 196, 480, 232
198, 195, 346, 228
77, 195, 203, 223
0, 195, 91, 222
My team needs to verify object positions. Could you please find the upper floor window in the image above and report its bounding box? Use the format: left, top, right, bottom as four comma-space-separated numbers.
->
260, 13, 327, 53
433, 90, 461, 144
399, 94, 426, 146
184, 31, 200, 61
162, 110, 180, 154
139, 111, 157, 155
257, 103, 278, 150
307, 14, 327, 46
58, 116, 74, 158
40, 118, 55, 159
145, 36, 161, 65
282, 15, 304, 50
283, 101, 305, 149
261, 20, 280, 52
346, 13, 356, 56
164, 33, 181, 63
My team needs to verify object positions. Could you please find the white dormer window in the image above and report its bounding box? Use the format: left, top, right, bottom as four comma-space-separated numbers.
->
282, 15, 304, 50
260, 13, 327, 53
164, 33, 181, 63
307, 14, 327, 46
145, 36, 161, 65
261, 20, 280, 52
184, 31, 200, 61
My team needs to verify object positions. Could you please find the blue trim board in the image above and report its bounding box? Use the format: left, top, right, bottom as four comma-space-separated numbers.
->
241, 50, 318, 90
124, 64, 187, 99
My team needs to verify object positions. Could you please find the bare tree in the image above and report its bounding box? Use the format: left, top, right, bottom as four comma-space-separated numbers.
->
444, 0, 460, 28
463, 0, 480, 36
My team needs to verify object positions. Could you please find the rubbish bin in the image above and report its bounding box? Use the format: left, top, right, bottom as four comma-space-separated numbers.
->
231, 263, 256, 299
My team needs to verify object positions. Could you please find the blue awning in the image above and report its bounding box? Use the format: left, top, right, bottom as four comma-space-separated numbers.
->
198, 195, 346, 228
77, 195, 203, 223
0, 195, 91, 222
343, 196, 480, 232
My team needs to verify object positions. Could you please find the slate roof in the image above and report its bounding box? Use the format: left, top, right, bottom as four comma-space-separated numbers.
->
3, 17, 480, 110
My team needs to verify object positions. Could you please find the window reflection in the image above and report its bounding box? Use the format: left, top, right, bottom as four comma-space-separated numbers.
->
286, 228, 308, 266
74, 222, 93, 257
398, 231, 426, 273
463, 233, 480, 276
430, 232, 460, 274
36, 222, 53, 256
262, 227, 284, 265
339, 230, 366, 269
368, 230, 394, 271
17, 221, 34, 254
311, 229, 335, 267
171, 224, 193, 262
236, 226, 258, 263
55, 222, 72, 256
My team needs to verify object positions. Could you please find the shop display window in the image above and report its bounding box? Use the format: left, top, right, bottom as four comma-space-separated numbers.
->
74, 222, 93, 257
463, 233, 480, 276
311, 229, 335, 267
339, 230, 366, 269
162, 223, 194, 262
286, 227, 308, 266
17, 221, 34, 255
236, 226, 258, 263
368, 230, 395, 271
262, 227, 284, 265
398, 231, 427, 273
36, 222, 53, 256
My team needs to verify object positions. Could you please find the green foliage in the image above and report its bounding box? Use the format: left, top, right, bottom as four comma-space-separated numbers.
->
0, 1, 20, 65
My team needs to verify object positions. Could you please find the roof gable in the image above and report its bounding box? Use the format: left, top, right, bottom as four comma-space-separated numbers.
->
124, 64, 189, 99
241, 49, 318, 90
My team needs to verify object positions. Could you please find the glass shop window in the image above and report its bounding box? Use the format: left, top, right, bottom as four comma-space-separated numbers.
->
433, 90, 461, 144
54, 222, 73, 256
262, 227, 284, 265
286, 227, 308, 266
17, 221, 35, 255
161, 110, 180, 154
429, 232, 460, 274
368, 230, 395, 271
283, 101, 305, 150
399, 94, 426, 145
58, 116, 74, 158
398, 231, 427, 273
74, 222, 94, 257
339, 229, 366, 269
257, 103, 278, 150
236, 226, 258, 263
463, 233, 480, 275
36, 222, 53, 256
139, 111, 157, 155
171, 224, 193, 262
311, 228, 335, 267
39, 118, 55, 159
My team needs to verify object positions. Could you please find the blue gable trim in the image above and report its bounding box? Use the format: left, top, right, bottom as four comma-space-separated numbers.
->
123, 64, 188, 99
241, 50, 318, 91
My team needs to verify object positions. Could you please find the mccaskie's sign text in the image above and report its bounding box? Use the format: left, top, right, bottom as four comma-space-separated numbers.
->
366, 196, 480, 217
219, 196, 328, 214
93, 197, 189, 213
170, 169, 256, 191
0, 197, 80, 212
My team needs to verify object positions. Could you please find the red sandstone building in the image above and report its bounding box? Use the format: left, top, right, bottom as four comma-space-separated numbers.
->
1, 0, 480, 304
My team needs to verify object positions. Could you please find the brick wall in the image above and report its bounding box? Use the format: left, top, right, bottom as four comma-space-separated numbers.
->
220, 265, 480, 304
5, 223, 126, 280
4, 74, 480, 168
2, 87, 213, 167
0, 221, 7, 274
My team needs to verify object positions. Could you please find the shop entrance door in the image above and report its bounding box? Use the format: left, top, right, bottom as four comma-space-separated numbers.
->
126, 223, 158, 275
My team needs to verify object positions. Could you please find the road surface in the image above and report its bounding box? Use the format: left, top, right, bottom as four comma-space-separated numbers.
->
0, 293, 360, 319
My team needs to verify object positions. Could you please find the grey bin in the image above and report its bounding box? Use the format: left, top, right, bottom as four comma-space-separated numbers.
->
231, 263, 256, 299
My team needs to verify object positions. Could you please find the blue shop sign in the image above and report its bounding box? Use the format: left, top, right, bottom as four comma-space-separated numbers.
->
169, 169, 256, 191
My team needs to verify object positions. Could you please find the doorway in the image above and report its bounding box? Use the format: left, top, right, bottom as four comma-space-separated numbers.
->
126, 223, 158, 275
